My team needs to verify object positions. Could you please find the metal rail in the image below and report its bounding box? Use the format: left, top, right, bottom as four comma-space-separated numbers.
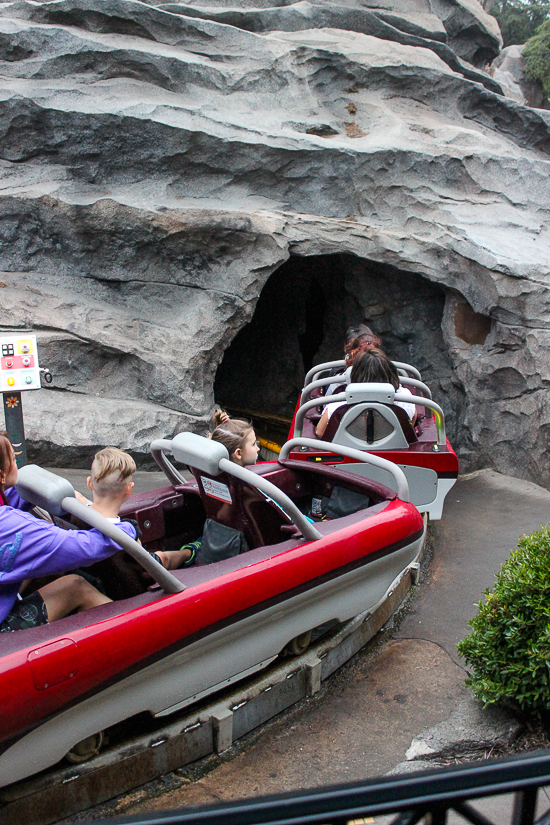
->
280, 438, 410, 502
99, 750, 550, 825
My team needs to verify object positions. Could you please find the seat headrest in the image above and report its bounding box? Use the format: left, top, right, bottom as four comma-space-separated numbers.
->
16, 465, 75, 516
345, 382, 396, 404
171, 432, 229, 476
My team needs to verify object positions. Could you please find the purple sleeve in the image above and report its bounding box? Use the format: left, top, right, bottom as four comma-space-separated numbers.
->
0, 507, 137, 585
4, 486, 34, 512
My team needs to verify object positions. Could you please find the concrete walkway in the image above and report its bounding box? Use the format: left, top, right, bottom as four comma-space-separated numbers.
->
66, 469, 550, 823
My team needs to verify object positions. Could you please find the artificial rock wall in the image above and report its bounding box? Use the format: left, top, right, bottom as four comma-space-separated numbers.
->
1, 0, 550, 484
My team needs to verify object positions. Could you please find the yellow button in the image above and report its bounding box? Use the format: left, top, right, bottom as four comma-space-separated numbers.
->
7, 377, 15, 386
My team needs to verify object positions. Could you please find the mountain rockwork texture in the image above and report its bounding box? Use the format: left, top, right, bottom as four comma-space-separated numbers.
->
0, 0, 549, 484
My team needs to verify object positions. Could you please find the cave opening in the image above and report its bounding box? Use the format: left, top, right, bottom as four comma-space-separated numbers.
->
214, 253, 461, 444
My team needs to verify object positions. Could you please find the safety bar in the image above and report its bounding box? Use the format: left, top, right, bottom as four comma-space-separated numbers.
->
304, 359, 422, 390
300, 373, 430, 408
304, 360, 345, 387
151, 437, 321, 543
61, 498, 185, 594
280, 439, 410, 502
398, 376, 432, 400
294, 393, 347, 438
15, 464, 185, 594
394, 391, 446, 446
218, 459, 321, 542
151, 438, 187, 486
393, 360, 421, 380
300, 368, 351, 407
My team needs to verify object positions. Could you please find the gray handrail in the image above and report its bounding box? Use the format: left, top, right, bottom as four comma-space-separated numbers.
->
398, 377, 432, 400
300, 374, 345, 406
392, 361, 422, 380
394, 392, 446, 446
151, 438, 187, 485
304, 360, 345, 386
151, 437, 321, 542
294, 393, 347, 437
279, 439, 410, 502
60, 497, 185, 594
300, 374, 430, 408
305, 360, 421, 387
218, 459, 321, 542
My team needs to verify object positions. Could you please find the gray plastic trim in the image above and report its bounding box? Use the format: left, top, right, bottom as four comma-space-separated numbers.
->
16, 465, 75, 517
172, 432, 229, 476
345, 382, 396, 404
331, 403, 411, 451
280, 439, 410, 502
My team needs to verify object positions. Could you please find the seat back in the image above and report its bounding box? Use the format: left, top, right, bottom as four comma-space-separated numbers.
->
323, 403, 417, 450
191, 468, 293, 550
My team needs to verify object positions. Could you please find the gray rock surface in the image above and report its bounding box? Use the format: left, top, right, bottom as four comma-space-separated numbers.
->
491, 44, 549, 109
0, 0, 549, 486
404, 696, 522, 762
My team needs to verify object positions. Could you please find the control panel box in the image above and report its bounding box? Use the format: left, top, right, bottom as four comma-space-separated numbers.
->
0, 335, 41, 392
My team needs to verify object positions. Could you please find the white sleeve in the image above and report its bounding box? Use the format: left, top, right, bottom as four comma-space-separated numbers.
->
326, 401, 344, 420
395, 399, 416, 422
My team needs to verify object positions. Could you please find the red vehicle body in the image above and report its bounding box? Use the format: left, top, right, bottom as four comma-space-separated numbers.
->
286, 360, 459, 520
0, 433, 424, 788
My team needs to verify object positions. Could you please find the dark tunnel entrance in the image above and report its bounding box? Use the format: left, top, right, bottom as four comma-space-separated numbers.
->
214, 253, 462, 444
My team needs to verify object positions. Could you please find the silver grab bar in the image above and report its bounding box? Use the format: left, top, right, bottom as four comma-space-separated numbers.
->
304, 360, 345, 387
294, 393, 347, 438
398, 377, 432, 400
394, 392, 446, 446
218, 459, 321, 542
151, 438, 321, 543
392, 361, 422, 380
61, 497, 185, 594
300, 374, 345, 406
279, 439, 410, 503
151, 438, 187, 485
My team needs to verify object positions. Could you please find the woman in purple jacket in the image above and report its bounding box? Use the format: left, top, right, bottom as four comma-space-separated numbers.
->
0, 435, 137, 633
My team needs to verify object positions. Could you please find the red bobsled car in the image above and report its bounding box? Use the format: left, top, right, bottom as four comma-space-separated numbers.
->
0, 433, 423, 787
286, 359, 459, 520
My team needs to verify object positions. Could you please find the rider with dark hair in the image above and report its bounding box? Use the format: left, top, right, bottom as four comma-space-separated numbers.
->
316, 348, 416, 438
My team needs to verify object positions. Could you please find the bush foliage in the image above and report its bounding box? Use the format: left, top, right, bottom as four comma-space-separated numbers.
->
490, 0, 550, 47
458, 525, 550, 714
523, 19, 550, 99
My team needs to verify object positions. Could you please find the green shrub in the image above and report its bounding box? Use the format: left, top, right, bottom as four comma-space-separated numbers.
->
523, 20, 550, 99
491, 1, 550, 47
457, 525, 550, 714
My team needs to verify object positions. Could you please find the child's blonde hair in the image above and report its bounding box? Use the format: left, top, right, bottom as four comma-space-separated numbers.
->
90, 447, 136, 498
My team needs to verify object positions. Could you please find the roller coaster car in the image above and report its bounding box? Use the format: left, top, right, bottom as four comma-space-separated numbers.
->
0, 434, 424, 788
287, 359, 459, 520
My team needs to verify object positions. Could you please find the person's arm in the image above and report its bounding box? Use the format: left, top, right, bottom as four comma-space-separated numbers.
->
0, 508, 137, 585
4, 486, 34, 512
396, 400, 417, 425
316, 410, 329, 438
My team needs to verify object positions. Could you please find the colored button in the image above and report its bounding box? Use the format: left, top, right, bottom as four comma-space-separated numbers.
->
6, 360, 12, 368
24, 375, 33, 385
20, 343, 30, 353
21, 357, 31, 367
7, 377, 15, 386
